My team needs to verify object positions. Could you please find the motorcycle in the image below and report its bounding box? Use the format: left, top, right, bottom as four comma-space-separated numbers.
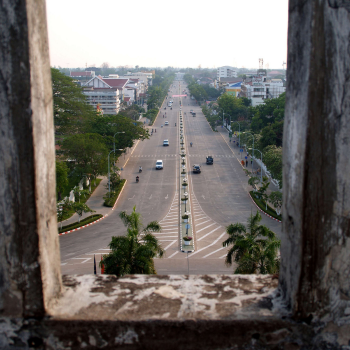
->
136, 176, 139, 183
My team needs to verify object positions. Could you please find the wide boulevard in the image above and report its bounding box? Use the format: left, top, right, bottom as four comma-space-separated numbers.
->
60, 81, 281, 275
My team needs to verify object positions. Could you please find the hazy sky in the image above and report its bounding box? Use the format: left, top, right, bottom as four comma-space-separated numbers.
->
46, 0, 288, 69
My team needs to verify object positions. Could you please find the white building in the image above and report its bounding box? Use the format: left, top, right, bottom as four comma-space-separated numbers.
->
217, 66, 237, 79
240, 78, 286, 107
83, 88, 120, 115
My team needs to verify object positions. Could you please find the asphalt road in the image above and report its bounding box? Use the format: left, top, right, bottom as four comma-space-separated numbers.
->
60, 81, 282, 275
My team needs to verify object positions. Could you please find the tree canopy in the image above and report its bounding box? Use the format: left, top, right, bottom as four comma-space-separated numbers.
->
51, 68, 96, 134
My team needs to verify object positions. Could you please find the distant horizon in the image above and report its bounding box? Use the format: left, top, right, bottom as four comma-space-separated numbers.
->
53, 66, 287, 72
46, 0, 288, 70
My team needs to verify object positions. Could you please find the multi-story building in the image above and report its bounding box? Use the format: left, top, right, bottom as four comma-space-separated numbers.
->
217, 66, 237, 79
240, 78, 286, 107
82, 76, 131, 114
83, 87, 120, 115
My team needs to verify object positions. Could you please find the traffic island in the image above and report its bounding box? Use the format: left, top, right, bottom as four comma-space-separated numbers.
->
178, 110, 194, 253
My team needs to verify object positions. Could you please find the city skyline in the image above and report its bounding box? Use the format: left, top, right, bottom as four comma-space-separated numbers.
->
46, 0, 288, 70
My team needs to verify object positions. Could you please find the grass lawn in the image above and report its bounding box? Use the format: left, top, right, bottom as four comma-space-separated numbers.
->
249, 191, 282, 221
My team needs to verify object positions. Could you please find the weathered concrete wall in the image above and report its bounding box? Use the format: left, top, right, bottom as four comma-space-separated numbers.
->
0, 0, 61, 318
281, 0, 350, 321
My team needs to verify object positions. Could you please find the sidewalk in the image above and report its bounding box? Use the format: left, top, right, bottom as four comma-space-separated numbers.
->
58, 132, 143, 229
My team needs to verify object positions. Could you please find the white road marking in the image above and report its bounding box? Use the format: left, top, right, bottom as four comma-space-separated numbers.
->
72, 258, 91, 264
164, 240, 177, 250
189, 232, 227, 257
149, 194, 152, 200
168, 251, 179, 258
196, 223, 216, 233
195, 219, 211, 226
165, 194, 169, 199
128, 195, 135, 200
197, 226, 222, 241
202, 247, 225, 258
201, 195, 206, 200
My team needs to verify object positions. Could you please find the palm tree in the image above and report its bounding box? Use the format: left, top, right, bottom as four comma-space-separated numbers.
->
101, 206, 164, 276
222, 211, 280, 274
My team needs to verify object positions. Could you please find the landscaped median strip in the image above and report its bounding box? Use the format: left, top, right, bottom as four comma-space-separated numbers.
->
248, 192, 281, 223
179, 109, 195, 253
58, 180, 128, 236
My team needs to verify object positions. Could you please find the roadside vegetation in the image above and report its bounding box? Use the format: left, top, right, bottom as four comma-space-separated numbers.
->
147, 71, 174, 126
53, 68, 149, 211
223, 211, 280, 274
58, 214, 103, 234
100, 207, 164, 276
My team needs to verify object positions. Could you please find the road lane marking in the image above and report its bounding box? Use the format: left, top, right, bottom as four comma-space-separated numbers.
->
189, 232, 227, 257
197, 226, 222, 241
164, 240, 177, 250
195, 219, 211, 226
196, 223, 216, 233
168, 251, 179, 258
202, 247, 225, 258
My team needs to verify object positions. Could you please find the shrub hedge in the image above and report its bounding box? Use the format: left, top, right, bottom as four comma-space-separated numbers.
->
58, 214, 103, 233
103, 179, 126, 207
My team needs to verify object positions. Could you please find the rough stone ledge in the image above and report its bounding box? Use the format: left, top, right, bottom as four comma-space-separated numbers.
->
0, 275, 348, 349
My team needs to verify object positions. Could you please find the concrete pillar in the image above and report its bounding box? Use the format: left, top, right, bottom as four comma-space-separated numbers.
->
0, 0, 61, 317
281, 0, 350, 320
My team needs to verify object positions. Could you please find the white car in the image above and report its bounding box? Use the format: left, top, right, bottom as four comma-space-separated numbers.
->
165, 121, 169, 125
156, 160, 163, 170
163, 139, 169, 146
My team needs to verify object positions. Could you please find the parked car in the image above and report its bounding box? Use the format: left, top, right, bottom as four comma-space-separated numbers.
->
165, 121, 169, 125
156, 160, 163, 170
163, 139, 169, 146
206, 156, 213, 164
193, 164, 201, 173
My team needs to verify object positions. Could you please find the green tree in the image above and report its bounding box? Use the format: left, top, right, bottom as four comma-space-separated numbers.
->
84, 114, 149, 149
57, 199, 72, 229
100, 206, 164, 276
61, 133, 108, 187
263, 145, 283, 188
71, 202, 95, 223
248, 176, 259, 191
268, 191, 283, 216
256, 176, 270, 210
73, 186, 90, 203
51, 68, 96, 134
222, 212, 280, 274
56, 161, 69, 200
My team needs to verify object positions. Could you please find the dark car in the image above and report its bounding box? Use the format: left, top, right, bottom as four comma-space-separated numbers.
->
192, 112, 196, 117
193, 164, 201, 174
206, 156, 213, 165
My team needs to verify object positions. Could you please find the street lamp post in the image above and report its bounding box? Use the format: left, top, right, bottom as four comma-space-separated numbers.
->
184, 192, 188, 212
108, 149, 124, 196
113, 132, 125, 166
231, 121, 241, 156
108, 150, 114, 196
250, 148, 263, 183
243, 132, 254, 174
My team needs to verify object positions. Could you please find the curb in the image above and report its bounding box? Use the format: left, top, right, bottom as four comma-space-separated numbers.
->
248, 192, 282, 223
58, 180, 128, 236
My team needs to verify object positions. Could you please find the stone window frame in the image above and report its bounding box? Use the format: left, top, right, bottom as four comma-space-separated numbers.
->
0, 0, 349, 348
